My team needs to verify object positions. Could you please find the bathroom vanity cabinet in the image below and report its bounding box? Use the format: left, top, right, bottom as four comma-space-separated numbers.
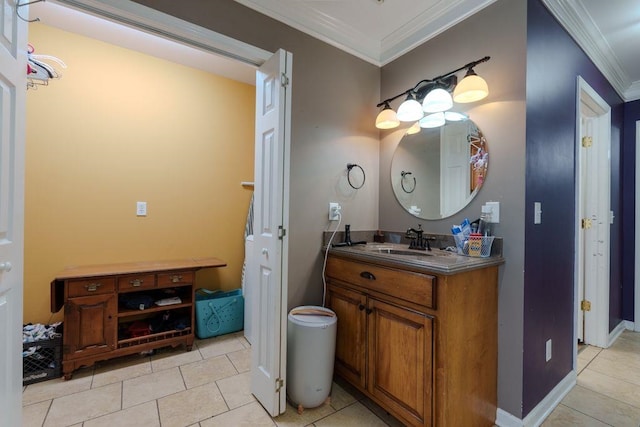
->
325, 250, 500, 427
50, 257, 226, 379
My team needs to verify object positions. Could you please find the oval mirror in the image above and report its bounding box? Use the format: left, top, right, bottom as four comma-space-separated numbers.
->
391, 119, 488, 219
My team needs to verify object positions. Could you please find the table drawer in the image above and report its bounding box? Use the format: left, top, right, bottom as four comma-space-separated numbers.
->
67, 277, 116, 298
117, 274, 156, 292
326, 256, 435, 309
157, 271, 194, 287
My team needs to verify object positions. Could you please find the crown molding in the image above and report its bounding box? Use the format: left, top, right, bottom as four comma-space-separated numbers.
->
380, 0, 497, 64
234, 0, 383, 65
541, 0, 636, 101
235, 0, 497, 67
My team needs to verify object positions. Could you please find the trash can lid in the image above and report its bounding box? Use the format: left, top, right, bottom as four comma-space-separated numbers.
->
288, 305, 337, 327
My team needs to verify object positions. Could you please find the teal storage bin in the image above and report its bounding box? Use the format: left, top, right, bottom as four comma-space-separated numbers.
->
195, 288, 244, 339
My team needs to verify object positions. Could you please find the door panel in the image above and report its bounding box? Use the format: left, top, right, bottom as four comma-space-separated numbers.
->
64, 294, 116, 358
368, 298, 432, 426
251, 48, 292, 417
326, 284, 367, 388
0, 1, 26, 425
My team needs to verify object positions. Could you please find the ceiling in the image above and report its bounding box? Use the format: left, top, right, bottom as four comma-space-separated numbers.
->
235, 0, 640, 101
30, 1, 257, 85
31, 1, 640, 101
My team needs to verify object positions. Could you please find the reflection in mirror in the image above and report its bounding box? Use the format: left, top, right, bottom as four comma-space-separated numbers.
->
391, 119, 487, 219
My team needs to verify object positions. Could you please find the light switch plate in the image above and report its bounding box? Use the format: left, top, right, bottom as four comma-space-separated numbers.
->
534, 202, 542, 224
136, 201, 147, 216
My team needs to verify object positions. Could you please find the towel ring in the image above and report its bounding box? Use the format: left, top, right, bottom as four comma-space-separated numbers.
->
401, 171, 416, 193
347, 163, 365, 190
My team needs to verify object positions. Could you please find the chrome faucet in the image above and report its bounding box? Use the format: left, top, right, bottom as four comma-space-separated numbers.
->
405, 224, 431, 251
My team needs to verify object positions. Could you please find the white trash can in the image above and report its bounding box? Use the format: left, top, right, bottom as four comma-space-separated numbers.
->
286, 305, 337, 413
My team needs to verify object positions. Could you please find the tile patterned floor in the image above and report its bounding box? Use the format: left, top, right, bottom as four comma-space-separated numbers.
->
21, 332, 402, 427
22, 330, 640, 426
543, 330, 640, 426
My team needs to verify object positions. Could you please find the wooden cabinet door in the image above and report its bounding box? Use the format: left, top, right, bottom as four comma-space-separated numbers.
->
64, 293, 117, 359
367, 298, 433, 427
326, 283, 367, 389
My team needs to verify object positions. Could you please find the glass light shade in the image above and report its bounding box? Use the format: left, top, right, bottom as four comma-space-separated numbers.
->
419, 112, 445, 128
396, 96, 424, 122
453, 74, 489, 103
405, 121, 420, 135
422, 88, 453, 113
444, 111, 468, 121
375, 107, 400, 129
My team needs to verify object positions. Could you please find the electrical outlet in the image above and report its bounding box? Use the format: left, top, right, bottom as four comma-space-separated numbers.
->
329, 202, 341, 220
485, 201, 500, 223
136, 201, 147, 217
545, 339, 552, 362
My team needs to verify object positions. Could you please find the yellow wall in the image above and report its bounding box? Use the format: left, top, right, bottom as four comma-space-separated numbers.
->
25, 24, 255, 323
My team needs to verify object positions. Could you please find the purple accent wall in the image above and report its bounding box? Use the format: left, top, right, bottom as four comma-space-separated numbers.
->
524, 0, 624, 416
623, 100, 640, 321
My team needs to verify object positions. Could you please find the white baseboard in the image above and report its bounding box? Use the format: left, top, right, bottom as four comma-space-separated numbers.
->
496, 322, 636, 427
495, 370, 576, 427
608, 321, 629, 346
495, 408, 523, 427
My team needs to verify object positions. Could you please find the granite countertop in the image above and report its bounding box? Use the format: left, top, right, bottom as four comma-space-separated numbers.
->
328, 242, 504, 275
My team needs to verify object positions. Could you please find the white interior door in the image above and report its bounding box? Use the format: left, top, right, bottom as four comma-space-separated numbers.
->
251, 48, 292, 417
575, 77, 611, 350
440, 123, 470, 217
0, 1, 27, 425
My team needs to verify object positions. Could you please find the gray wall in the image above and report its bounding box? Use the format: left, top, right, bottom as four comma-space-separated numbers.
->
135, 0, 530, 419
132, 0, 381, 308
378, 0, 527, 417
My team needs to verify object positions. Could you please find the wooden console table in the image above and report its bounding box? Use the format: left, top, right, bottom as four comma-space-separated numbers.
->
50, 257, 226, 379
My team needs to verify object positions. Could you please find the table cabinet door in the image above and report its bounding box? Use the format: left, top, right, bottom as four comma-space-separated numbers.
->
326, 283, 367, 389
367, 297, 433, 427
64, 293, 117, 359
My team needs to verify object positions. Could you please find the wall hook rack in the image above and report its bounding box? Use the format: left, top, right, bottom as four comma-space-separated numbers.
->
17, 0, 45, 23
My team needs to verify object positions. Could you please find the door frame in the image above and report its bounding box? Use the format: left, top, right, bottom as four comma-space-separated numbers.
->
573, 76, 611, 358
47, 0, 292, 411
54, 0, 272, 66
633, 120, 640, 332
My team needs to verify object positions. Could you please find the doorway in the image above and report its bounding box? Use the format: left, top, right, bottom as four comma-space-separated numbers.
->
27, 0, 292, 416
574, 77, 611, 357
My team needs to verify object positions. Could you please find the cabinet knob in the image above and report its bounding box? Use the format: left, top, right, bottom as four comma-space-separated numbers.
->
366, 308, 373, 315
360, 271, 376, 280
358, 304, 365, 311
0, 262, 12, 272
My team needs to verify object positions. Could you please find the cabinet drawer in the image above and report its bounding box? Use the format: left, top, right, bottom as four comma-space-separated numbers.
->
67, 277, 116, 298
118, 274, 156, 292
326, 256, 435, 309
157, 271, 194, 287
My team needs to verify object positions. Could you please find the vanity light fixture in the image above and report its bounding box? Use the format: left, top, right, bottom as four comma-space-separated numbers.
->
375, 56, 490, 130
395, 92, 423, 122
405, 121, 421, 135
375, 101, 400, 129
419, 112, 445, 128
453, 67, 489, 103
444, 111, 468, 121
422, 87, 453, 113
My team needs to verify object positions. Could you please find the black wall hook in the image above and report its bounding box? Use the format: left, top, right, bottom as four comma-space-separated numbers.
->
17, 0, 45, 23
